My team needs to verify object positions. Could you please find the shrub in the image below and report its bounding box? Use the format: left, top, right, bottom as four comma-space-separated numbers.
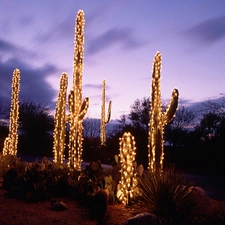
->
137, 166, 201, 225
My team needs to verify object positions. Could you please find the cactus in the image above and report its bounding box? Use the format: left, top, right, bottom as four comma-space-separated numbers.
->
148, 52, 179, 173
3, 69, 20, 156
118, 132, 137, 206
66, 10, 89, 170
100, 80, 112, 146
53, 73, 68, 164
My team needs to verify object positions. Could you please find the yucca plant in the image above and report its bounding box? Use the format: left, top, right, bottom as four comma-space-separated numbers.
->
138, 166, 200, 225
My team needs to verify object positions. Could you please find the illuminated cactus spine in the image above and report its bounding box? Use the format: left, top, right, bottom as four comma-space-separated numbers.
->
3, 69, 20, 156
100, 79, 112, 146
119, 132, 137, 206
148, 52, 179, 173
67, 10, 89, 170
53, 73, 68, 164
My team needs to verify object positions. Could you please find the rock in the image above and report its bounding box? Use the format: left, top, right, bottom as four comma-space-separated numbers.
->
50, 199, 68, 211
123, 213, 156, 225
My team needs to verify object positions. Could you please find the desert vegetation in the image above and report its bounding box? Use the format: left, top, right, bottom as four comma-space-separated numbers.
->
0, 9, 225, 225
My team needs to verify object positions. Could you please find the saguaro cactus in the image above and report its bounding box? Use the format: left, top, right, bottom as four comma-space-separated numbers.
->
118, 132, 137, 206
3, 69, 20, 156
67, 10, 89, 170
53, 73, 68, 164
100, 79, 112, 146
148, 52, 179, 173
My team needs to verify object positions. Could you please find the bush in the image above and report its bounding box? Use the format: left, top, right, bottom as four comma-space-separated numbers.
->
137, 166, 201, 225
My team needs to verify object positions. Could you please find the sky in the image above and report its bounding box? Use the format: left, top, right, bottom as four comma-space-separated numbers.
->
0, 0, 225, 120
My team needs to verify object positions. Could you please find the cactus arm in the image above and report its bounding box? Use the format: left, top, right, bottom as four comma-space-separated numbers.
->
163, 89, 179, 124
105, 100, 112, 124
78, 97, 89, 121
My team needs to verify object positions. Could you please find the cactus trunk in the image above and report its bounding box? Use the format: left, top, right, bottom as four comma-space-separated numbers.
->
53, 73, 68, 164
67, 10, 89, 170
3, 69, 20, 156
100, 80, 112, 146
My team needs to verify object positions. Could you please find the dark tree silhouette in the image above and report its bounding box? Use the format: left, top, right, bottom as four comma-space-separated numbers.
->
18, 99, 54, 156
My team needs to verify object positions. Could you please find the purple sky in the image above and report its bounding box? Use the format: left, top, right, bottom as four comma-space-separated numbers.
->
0, 1, 225, 119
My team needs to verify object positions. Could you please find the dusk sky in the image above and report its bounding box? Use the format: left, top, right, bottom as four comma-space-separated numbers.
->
0, 1, 225, 119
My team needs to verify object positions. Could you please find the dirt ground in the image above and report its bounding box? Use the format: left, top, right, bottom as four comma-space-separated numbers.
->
0, 178, 225, 225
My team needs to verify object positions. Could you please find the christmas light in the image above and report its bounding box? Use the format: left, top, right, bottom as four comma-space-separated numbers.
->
100, 80, 112, 146
118, 132, 137, 206
66, 10, 89, 170
3, 69, 20, 156
148, 52, 179, 173
53, 73, 68, 164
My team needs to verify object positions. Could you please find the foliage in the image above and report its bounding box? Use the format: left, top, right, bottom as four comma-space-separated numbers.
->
0, 154, 20, 177
18, 99, 54, 156
137, 166, 201, 225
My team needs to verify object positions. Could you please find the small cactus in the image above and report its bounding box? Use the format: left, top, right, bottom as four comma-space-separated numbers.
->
100, 80, 112, 146
3, 69, 20, 156
148, 52, 179, 173
119, 132, 137, 206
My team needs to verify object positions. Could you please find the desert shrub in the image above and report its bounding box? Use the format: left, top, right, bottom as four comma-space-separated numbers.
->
0, 154, 20, 177
137, 166, 201, 225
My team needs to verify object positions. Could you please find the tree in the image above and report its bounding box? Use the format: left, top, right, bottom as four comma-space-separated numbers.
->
129, 97, 150, 130
82, 117, 100, 148
164, 105, 196, 147
18, 99, 54, 156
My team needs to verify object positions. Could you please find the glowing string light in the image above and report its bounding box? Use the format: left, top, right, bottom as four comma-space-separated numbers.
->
148, 52, 179, 173
3, 69, 20, 156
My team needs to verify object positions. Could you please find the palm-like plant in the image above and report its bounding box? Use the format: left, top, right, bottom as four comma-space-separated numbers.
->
138, 166, 200, 225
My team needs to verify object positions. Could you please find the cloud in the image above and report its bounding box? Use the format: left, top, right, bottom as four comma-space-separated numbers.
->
83, 83, 102, 89
86, 27, 146, 55
186, 15, 225, 45
34, 16, 74, 45
0, 53, 57, 109
0, 38, 37, 60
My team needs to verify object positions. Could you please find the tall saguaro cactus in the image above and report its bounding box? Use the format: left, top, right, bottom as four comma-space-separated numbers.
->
148, 52, 179, 173
67, 10, 89, 170
100, 79, 112, 146
3, 69, 20, 156
53, 73, 68, 164
119, 132, 137, 206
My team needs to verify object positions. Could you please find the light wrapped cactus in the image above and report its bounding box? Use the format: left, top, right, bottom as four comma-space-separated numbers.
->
66, 10, 89, 170
3, 69, 20, 156
53, 73, 68, 164
148, 52, 179, 173
118, 132, 137, 206
100, 79, 112, 146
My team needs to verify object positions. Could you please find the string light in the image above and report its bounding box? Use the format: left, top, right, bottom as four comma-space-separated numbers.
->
3, 69, 20, 156
67, 10, 89, 170
53, 73, 68, 164
148, 52, 179, 173
118, 132, 137, 206
100, 79, 112, 146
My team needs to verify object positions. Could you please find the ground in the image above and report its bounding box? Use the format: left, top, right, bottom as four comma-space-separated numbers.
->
0, 177, 225, 225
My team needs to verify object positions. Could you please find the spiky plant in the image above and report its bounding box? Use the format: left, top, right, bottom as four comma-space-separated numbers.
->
3, 69, 20, 156
138, 166, 200, 225
100, 79, 112, 146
